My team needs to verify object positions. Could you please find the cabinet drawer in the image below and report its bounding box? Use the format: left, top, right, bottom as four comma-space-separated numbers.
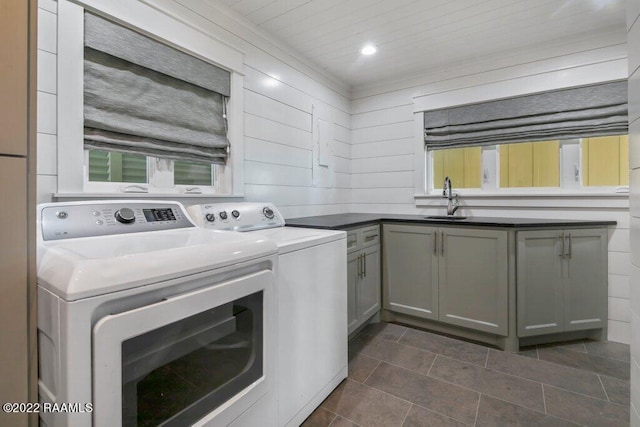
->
359, 226, 380, 249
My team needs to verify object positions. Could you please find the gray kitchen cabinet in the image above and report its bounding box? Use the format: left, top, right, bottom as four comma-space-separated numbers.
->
347, 225, 381, 335
517, 228, 608, 337
439, 228, 508, 335
383, 224, 508, 335
382, 224, 438, 320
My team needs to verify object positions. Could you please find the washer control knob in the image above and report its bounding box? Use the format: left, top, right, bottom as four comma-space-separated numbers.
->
114, 208, 136, 224
56, 211, 68, 219
231, 210, 240, 219
205, 213, 216, 222
219, 211, 228, 220
263, 206, 275, 219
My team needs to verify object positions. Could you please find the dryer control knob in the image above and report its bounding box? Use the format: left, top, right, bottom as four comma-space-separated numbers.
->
219, 211, 228, 220
231, 210, 240, 218
115, 208, 136, 224
263, 207, 275, 219
205, 213, 215, 222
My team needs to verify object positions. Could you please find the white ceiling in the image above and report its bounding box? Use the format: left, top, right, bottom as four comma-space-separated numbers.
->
212, 0, 627, 90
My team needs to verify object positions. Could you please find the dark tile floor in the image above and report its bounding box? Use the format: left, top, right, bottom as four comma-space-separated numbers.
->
303, 322, 630, 427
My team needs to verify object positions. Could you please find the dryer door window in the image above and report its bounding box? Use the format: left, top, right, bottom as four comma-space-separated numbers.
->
92, 270, 271, 427
122, 292, 263, 426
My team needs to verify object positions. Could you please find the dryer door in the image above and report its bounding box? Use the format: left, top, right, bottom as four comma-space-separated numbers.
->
92, 269, 273, 427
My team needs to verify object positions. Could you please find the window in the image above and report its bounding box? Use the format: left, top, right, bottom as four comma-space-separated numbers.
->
423, 81, 628, 193
582, 135, 629, 186
432, 147, 482, 189
56, 0, 244, 197
88, 150, 147, 183
499, 140, 559, 188
80, 12, 229, 194
429, 135, 628, 192
87, 150, 214, 187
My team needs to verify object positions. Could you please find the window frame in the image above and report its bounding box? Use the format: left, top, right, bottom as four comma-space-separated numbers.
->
56, 0, 245, 198
412, 63, 629, 200
426, 138, 628, 196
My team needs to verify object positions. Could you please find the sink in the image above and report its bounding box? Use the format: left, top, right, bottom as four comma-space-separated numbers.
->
425, 215, 467, 220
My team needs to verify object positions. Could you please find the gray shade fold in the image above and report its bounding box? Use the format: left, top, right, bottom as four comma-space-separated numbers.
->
424, 81, 628, 150
83, 13, 230, 164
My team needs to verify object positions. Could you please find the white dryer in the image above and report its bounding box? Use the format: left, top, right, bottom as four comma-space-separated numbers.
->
187, 203, 347, 427
37, 200, 278, 427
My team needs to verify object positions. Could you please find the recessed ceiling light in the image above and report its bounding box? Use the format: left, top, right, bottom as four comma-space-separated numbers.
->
360, 44, 377, 56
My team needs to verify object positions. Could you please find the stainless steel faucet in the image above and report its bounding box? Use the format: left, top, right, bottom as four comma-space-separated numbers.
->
443, 176, 459, 216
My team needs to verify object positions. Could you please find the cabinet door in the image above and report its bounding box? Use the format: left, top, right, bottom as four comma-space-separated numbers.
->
516, 230, 564, 337
564, 229, 608, 331
359, 246, 381, 321
0, 157, 29, 427
382, 224, 438, 320
347, 252, 360, 334
439, 228, 508, 335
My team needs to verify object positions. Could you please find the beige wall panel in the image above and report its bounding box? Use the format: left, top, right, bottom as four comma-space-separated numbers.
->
0, 157, 28, 427
443, 148, 465, 188
587, 136, 621, 186
0, 1, 28, 156
533, 140, 559, 187
499, 145, 509, 187
432, 149, 444, 189
463, 147, 482, 188
507, 143, 533, 187
621, 135, 629, 185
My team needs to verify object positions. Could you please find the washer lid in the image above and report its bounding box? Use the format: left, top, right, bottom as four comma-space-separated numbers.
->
37, 228, 277, 301
247, 227, 345, 254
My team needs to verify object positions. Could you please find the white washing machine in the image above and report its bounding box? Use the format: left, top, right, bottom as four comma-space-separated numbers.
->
187, 203, 347, 427
37, 200, 278, 427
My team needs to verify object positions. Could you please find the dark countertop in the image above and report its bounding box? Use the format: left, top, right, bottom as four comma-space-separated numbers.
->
284, 213, 616, 230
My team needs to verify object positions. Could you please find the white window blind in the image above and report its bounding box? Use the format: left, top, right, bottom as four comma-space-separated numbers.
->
424, 81, 628, 150
83, 13, 231, 164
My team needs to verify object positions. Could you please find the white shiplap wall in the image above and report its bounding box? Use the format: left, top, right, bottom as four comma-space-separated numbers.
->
36, 0, 351, 219
36, 0, 58, 206
350, 39, 632, 344
36, 0, 632, 345
627, 0, 640, 424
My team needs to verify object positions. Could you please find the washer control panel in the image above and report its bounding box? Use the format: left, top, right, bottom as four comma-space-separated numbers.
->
187, 202, 285, 231
40, 201, 194, 241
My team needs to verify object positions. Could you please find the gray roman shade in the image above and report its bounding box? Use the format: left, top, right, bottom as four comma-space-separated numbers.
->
424, 81, 628, 150
83, 13, 231, 164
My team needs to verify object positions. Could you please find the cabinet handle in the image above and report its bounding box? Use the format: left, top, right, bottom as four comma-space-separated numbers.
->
357, 254, 361, 278
362, 253, 366, 277
559, 232, 565, 258
566, 233, 572, 259
364, 234, 378, 242
441, 231, 445, 256
360, 254, 364, 279
433, 233, 438, 255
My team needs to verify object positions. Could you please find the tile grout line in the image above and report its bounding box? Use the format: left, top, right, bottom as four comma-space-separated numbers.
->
541, 383, 547, 414
382, 391, 472, 426
361, 360, 381, 385
324, 409, 338, 426
396, 328, 408, 343
473, 394, 482, 427
597, 374, 611, 402
544, 383, 629, 409
355, 370, 475, 425
426, 355, 438, 377
484, 349, 489, 368
484, 352, 618, 404
399, 404, 411, 427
